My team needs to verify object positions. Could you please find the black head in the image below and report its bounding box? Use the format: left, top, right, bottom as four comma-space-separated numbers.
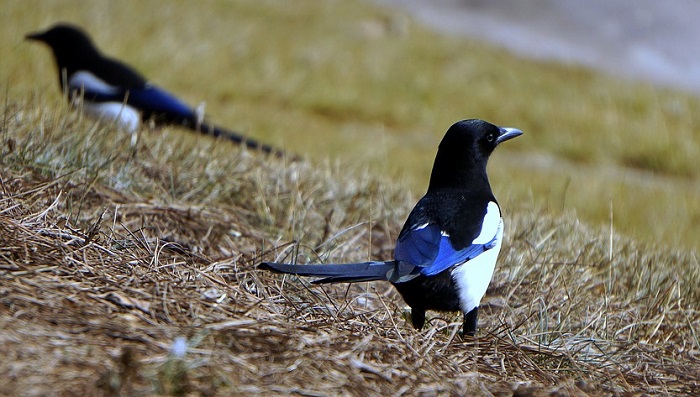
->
26, 24, 101, 77
428, 119, 522, 191
26, 23, 96, 50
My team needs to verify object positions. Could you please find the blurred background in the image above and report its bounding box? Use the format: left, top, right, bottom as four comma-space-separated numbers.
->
377, 0, 700, 93
2, 0, 699, 251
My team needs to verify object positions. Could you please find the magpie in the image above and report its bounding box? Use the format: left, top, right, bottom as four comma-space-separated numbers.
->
259, 119, 522, 336
26, 23, 281, 155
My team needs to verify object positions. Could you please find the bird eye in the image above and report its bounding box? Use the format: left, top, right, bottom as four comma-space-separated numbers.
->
486, 133, 496, 143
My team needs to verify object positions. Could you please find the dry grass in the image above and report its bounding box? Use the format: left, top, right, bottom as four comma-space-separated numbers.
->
3, 0, 700, 250
2, 1, 700, 395
2, 97, 699, 396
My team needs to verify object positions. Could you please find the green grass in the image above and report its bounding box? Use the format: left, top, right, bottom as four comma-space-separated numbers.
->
1, 1, 700, 395
4, 0, 699, 250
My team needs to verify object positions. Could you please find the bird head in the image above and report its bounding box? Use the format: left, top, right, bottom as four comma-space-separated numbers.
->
26, 23, 100, 80
428, 119, 523, 191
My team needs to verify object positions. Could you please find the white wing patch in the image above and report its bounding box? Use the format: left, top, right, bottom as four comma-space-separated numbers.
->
68, 71, 119, 96
472, 201, 501, 244
68, 71, 141, 137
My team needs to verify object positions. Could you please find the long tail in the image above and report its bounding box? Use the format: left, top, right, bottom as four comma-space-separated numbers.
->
195, 122, 287, 158
169, 111, 286, 157
258, 261, 398, 284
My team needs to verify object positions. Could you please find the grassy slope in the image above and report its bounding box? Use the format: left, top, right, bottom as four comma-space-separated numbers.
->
3, 97, 699, 396
4, 0, 700, 250
1, 0, 699, 395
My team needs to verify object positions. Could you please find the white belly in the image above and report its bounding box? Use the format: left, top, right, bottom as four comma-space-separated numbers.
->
450, 218, 503, 313
81, 101, 141, 133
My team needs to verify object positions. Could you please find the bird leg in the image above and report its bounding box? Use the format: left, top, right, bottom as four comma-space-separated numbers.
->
410, 308, 426, 330
463, 307, 479, 336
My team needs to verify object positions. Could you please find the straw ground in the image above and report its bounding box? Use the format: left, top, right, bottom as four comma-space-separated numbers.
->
1, 98, 698, 396
2, 1, 699, 395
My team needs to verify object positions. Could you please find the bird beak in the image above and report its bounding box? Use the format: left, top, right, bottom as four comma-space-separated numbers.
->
25, 31, 45, 42
496, 127, 523, 144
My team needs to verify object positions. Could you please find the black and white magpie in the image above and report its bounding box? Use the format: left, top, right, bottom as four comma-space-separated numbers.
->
259, 119, 522, 336
26, 23, 281, 155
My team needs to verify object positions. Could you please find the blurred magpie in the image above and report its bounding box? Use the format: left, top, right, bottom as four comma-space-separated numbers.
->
259, 119, 522, 336
26, 23, 281, 155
